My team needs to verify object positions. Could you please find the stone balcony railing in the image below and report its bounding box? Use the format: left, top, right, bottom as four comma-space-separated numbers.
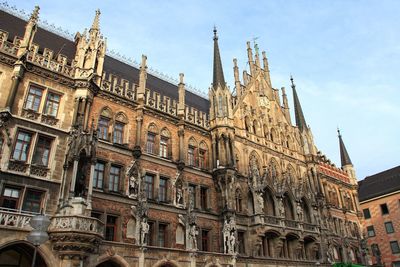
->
303, 222, 319, 232
262, 214, 281, 226
49, 215, 104, 236
0, 208, 34, 231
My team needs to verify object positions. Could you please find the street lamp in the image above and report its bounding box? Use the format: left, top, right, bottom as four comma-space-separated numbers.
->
27, 214, 51, 267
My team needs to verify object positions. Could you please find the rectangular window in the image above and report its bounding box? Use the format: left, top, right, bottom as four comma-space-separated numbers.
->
159, 177, 167, 202
109, 166, 121, 192
12, 131, 32, 162
44, 92, 61, 117
198, 149, 206, 169
22, 189, 43, 213
158, 223, 167, 247
113, 122, 124, 144
363, 208, 371, 219
367, 225, 375, 237
105, 215, 117, 241
380, 203, 389, 215
201, 230, 209, 251
98, 117, 110, 140
144, 174, 154, 199
1, 187, 21, 210
32, 136, 52, 166
385, 222, 395, 234
391, 241, 400, 254
159, 136, 168, 158
25, 86, 43, 112
200, 187, 208, 210
93, 162, 105, 189
238, 231, 245, 254
188, 146, 195, 166
146, 133, 155, 154
189, 184, 196, 208
147, 221, 154, 246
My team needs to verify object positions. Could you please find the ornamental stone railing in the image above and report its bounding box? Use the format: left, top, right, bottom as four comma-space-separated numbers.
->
303, 222, 319, 232
262, 215, 281, 226
0, 208, 33, 230
285, 219, 300, 229
49, 215, 104, 236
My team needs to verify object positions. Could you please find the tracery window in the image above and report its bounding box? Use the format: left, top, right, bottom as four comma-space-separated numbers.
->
159, 128, 171, 158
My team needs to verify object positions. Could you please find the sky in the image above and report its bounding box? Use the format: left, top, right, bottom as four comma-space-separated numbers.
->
7, 0, 400, 180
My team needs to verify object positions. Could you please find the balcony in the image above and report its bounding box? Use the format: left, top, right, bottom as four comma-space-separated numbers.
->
49, 215, 104, 236
262, 215, 281, 226
284, 219, 300, 229
303, 222, 319, 232
0, 208, 34, 231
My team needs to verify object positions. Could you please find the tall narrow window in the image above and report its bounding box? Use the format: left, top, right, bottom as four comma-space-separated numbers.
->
147, 221, 154, 246
44, 92, 61, 117
159, 136, 168, 158
158, 223, 167, 247
363, 208, 371, 219
391, 241, 400, 254
144, 174, 154, 199
159, 177, 167, 202
22, 190, 43, 213
1, 187, 21, 210
201, 230, 209, 251
198, 149, 206, 169
367, 225, 375, 237
385, 222, 395, 234
113, 122, 124, 144
25, 86, 43, 112
146, 133, 156, 154
109, 166, 121, 192
200, 187, 208, 210
105, 215, 117, 241
188, 146, 195, 166
238, 231, 245, 254
12, 131, 32, 162
32, 136, 52, 166
93, 162, 105, 189
98, 117, 110, 140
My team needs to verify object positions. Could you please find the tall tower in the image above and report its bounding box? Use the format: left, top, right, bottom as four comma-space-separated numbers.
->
338, 129, 357, 184
209, 28, 236, 215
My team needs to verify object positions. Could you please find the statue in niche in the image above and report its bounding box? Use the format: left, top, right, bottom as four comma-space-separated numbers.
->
256, 192, 264, 211
173, 171, 184, 206
228, 232, 236, 254
278, 197, 285, 218
249, 156, 260, 188
74, 172, 86, 197
126, 160, 139, 198
296, 202, 304, 221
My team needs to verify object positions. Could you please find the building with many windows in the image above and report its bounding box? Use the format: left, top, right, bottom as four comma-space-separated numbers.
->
0, 4, 363, 267
358, 165, 400, 267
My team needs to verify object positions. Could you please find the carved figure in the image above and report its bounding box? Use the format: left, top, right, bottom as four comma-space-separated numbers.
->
296, 202, 303, 221
228, 232, 236, 254
188, 224, 198, 250
256, 192, 264, 211
140, 218, 149, 245
278, 197, 285, 217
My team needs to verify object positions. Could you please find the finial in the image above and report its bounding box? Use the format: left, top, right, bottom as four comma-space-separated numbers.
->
91, 9, 101, 30
337, 127, 341, 137
233, 58, 238, 67
179, 73, 184, 84
213, 26, 218, 40
30, 6, 40, 22
252, 36, 259, 54
262, 51, 267, 59
290, 75, 295, 87
141, 54, 147, 67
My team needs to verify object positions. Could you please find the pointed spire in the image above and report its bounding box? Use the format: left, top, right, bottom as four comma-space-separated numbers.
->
291, 75, 307, 131
337, 128, 353, 167
91, 9, 101, 31
212, 27, 226, 89
30, 6, 40, 23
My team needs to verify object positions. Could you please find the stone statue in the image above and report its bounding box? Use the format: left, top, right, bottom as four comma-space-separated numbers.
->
256, 192, 264, 211
228, 232, 236, 254
140, 218, 149, 245
188, 224, 198, 250
126, 160, 139, 198
278, 197, 285, 217
296, 202, 303, 221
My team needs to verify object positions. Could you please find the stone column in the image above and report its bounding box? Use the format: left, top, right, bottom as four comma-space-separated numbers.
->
178, 126, 184, 163
211, 139, 217, 169
87, 159, 96, 210
69, 159, 79, 198
6, 63, 25, 110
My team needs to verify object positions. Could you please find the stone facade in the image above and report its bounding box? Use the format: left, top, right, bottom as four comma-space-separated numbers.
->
0, 5, 363, 267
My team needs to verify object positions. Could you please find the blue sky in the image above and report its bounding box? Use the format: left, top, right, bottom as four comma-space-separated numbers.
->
8, 0, 400, 179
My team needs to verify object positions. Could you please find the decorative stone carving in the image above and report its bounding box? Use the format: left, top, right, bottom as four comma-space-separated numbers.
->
296, 202, 303, 221
126, 160, 140, 198
223, 215, 237, 255
140, 217, 149, 245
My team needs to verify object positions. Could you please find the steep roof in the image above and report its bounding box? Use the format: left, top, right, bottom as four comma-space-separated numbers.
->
0, 9, 210, 114
358, 165, 400, 202
290, 76, 307, 131
338, 130, 353, 166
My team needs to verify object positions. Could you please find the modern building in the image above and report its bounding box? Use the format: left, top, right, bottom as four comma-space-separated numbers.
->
359, 166, 400, 267
0, 4, 363, 267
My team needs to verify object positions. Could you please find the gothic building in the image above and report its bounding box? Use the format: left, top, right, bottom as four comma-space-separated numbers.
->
0, 5, 363, 267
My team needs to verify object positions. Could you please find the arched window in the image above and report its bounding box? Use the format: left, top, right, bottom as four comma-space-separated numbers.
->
113, 112, 128, 144
146, 123, 158, 154
187, 137, 197, 167
159, 128, 171, 159
198, 141, 208, 169
235, 188, 243, 212
98, 107, 112, 140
